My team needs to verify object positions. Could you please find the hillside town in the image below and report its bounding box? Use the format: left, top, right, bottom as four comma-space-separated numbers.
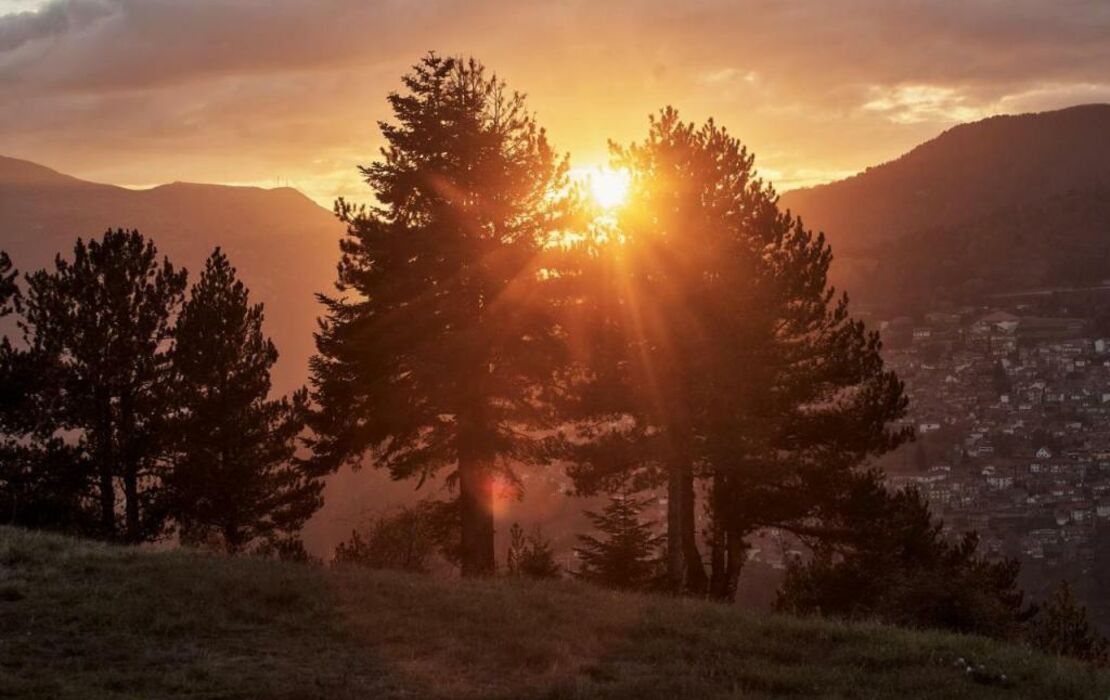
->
871, 297, 1110, 628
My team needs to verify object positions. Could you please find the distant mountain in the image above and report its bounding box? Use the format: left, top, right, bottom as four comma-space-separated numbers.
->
0, 155, 345, 394
779, 105, 1110, 311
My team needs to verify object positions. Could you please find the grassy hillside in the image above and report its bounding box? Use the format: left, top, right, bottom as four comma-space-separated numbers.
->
1, 527, 1106, 699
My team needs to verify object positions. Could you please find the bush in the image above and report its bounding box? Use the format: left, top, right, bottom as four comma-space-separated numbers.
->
775, 486, 1031, 639
1026, 582, 1109, 665
333, 500, 454, 573
505, 522, 560, 579
252, 536, 318, 564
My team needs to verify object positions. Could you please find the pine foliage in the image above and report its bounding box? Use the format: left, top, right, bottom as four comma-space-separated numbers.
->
168, 249, 319, 552
309, 53, 573, 575
574, 495, 663, 590
1027, 582, 1109, 665
506, 522, 560, 579
566, 108, 910, 599
17, 229, 187, 541
0, 251, 17, 317
775, 483, 1030, 639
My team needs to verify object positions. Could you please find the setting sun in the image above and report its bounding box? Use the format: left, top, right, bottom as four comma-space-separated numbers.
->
587, 167, 631, 210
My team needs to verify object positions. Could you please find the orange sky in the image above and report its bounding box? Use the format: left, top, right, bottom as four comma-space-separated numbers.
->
2, 0, 1109, 207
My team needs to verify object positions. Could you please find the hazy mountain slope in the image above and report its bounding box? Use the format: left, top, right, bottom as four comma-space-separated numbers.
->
865, 186, 1110, 310
780, 105, 1110, 256
2, 526, 1105, 699
0, 156, 345, 394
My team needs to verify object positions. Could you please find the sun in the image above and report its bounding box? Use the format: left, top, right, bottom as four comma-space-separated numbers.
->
587, 167, 631, 210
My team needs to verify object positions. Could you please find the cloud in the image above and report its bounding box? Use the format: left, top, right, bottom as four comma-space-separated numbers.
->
0, 0, 111, 52
699, 68, 758, 86
861, 85, 988, 125
0, 0, 477, 92
0, 0, 1108, 202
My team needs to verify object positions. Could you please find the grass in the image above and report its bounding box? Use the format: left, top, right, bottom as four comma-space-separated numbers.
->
0, 527, 1107, 699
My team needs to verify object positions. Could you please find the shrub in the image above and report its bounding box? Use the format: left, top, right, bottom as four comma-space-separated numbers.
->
775, 486, 1031, 639
506, 523, 560, 580
1026, 582, 1109, 665
333, 500, 453, 573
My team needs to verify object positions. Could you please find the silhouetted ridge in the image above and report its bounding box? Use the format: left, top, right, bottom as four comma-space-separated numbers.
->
778, 104, 1110, 310
781, 104, 1110, 254
0, 156, 344, 395
0, 155, 86, 186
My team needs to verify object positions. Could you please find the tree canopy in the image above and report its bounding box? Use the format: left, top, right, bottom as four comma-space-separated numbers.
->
309, 53, 573, 575
565, 108, 910, 599
169, 249, 318, 552
18, 229, 187, 541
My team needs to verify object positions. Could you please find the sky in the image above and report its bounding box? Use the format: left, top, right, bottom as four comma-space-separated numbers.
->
1, 0, 1109, 207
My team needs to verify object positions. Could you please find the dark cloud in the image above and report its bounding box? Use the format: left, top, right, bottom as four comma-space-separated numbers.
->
0, 0, 111, 52
0, 0, 481, 91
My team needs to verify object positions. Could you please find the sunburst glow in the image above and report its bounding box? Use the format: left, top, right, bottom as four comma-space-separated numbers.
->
587, 167, 631, 210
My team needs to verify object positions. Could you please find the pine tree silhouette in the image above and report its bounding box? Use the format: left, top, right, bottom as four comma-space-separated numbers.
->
169, 249, 318, 553
19, 230, 186, 541
309, 54, 573, 576
567, 108, 909, 599
574, 495, 663, 590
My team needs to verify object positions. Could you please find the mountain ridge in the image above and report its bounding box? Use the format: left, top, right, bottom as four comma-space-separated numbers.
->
779, 104, 1110, 311
780, 104, 1110, 255
0, 154, 345, 396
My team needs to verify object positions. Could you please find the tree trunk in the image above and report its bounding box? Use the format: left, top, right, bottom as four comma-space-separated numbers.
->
459, 452, 495, 577
709, 516, 728, 599
120, 395, 140, 543
708, 473, 745, 602
666, 462, 707, 595
681, 465, 708, 595
709, 529, 748, 602
98, 465, 115, 539
723, 532, 746, 602
666, 467, 685, 592
123, 467, 140, 543
96, 408, 116, 539
224, 524, 242, 554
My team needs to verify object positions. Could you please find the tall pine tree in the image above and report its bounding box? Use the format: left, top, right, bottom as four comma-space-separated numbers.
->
169, 249, 318, 553
309, 54, 572, 576
0, 250, 22, 445
1, 252, 43, 527
19, 230, 186, 541
0, 254, 87, 530
567, 109, 909, 600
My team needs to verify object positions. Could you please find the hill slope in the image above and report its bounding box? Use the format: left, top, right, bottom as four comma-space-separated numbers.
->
847, 186, 1110, 311
779, 104, 1110, 256
776, 105, 1110, 310
0, 156, 345, 394
1, 527, 1105, 699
